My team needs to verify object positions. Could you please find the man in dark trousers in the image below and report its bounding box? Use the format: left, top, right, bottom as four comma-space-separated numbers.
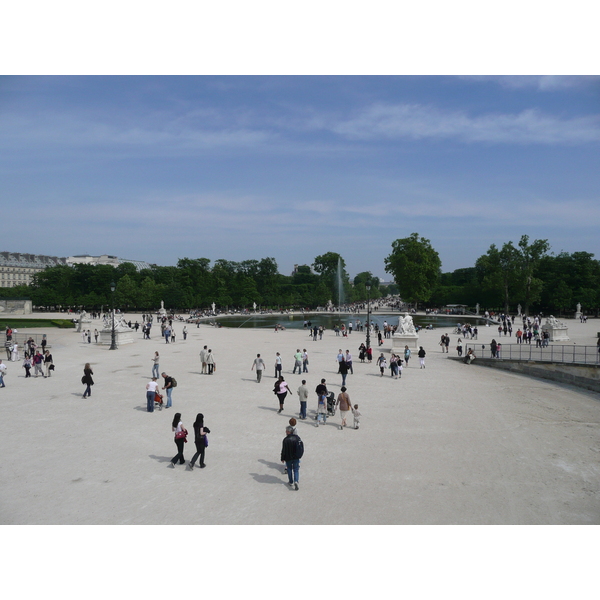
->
280, 426, 303, 490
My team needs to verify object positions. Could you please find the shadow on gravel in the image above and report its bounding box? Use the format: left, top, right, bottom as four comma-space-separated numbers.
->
249, 473, 286, 485
149, 454, 175, 464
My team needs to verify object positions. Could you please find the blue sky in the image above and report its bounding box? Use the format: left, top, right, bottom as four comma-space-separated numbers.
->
1, 75, 599, 279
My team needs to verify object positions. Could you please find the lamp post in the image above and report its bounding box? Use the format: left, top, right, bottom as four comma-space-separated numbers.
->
109, 281, 117, 350
365, 281, 371, 351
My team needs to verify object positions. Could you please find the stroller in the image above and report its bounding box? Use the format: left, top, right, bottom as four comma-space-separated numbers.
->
326, 392, 336, 416
154, 391, 164, 411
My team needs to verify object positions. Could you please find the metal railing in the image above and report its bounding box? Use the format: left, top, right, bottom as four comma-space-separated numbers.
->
465, 343, 600, 365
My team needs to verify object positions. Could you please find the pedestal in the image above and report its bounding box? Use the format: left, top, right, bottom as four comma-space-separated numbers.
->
391, 333, 419, 352
98, 330, 135, 346
541, 324, 569, 342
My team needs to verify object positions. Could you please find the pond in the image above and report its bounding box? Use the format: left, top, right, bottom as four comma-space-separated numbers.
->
206, 313, 488, 330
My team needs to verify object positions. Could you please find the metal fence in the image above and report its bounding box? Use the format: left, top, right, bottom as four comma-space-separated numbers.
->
465, 343, 600, 366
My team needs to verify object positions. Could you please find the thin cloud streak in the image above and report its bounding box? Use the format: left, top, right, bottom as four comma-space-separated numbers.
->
329, 104, 600, 144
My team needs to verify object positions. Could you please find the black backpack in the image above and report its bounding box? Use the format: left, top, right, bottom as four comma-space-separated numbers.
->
294, 435, 304, 459
170, 377, 178, 388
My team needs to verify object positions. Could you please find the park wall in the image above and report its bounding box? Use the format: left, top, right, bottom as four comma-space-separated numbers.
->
451, 357, 600, 394
0, 298, 32, 314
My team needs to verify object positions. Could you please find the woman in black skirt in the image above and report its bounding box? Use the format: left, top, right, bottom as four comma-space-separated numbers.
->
189, 413, 210, 470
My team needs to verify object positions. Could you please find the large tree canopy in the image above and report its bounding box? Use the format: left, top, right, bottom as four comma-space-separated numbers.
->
384, 233, 441, 305
475, 235, 549, 314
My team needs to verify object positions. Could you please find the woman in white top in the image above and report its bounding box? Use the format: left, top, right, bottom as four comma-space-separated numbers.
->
206, 349, 215, 374
11, 343, 19, 362
146, 377, 159, 412
170, 412, 187, 467
151, 351, 160, 378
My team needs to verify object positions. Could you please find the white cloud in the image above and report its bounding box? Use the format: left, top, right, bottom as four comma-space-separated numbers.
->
462, 75, 599, 91
329, 104, 600, 144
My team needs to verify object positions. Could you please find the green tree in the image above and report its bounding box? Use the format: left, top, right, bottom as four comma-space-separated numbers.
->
384, 233, 441, 305
312, 252, 351, 306
475, 242, 520, 313
514, 235, 550, 315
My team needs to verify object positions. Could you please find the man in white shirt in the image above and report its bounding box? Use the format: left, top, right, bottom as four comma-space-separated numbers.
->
200, 346, 208, 374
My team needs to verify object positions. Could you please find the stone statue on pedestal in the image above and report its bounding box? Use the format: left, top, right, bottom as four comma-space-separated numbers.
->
397, 313, 416, 335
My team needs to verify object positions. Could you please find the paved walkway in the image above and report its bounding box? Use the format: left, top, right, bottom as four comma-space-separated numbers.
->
1, 314, 598, 524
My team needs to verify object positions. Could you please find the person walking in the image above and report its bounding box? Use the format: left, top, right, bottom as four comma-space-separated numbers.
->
274, 352, 282, 378
292, 349, 302, 374
182, 326, 188, 340
0, 359, 6, 387
339, 357, 349, 386
251, 353, 266, 382
22, 355, 32, 378
352, 404, 362, 429
418, 346, 426, 369
146, 377, 159, 412
345, 350, 353, 374
82, 363, 94, 398
315, 379, 328, 427
280, 425, 303, 490
390, 354, 399, 379
151, 351, 160, 378
206, 349, 215, 374
32, 351, 44, 377
456, 339, 463, 357
377, 353, 387, 376
43, 350, 54, 377
169, 412, 187, 467
300, 349, 308, 373
189, 413, 210, 469
335, 386, 351, 430
490, 339, 498, 358
200, 346, 208, 373
273, 375, 289, 414
162, 372, 175, 408
297, 379, 309, 420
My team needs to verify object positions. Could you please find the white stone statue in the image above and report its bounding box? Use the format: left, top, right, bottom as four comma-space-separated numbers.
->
211, 302, 216, 313
475, 303, 480, 315
545, 315, 566, 328
576, 302, 581, 313
397, 313, 416, 335
77, 310, 90, 332
517, 304, 522, 316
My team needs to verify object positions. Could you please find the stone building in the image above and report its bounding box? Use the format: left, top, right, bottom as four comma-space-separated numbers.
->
0, 252, 67, 288
66, 254, 152, 271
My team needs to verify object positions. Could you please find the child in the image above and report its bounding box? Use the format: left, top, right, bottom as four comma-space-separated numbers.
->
352, 404, 361, 430
23, 356, 31, 378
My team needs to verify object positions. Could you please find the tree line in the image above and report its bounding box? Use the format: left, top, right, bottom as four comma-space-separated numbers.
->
0, 253, 383, 311
2, 234, 598, 315
384, 233, 600, 316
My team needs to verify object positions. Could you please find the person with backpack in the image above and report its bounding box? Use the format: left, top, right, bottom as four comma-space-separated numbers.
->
162, 371, 176, 408
280, 425, 303, 490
